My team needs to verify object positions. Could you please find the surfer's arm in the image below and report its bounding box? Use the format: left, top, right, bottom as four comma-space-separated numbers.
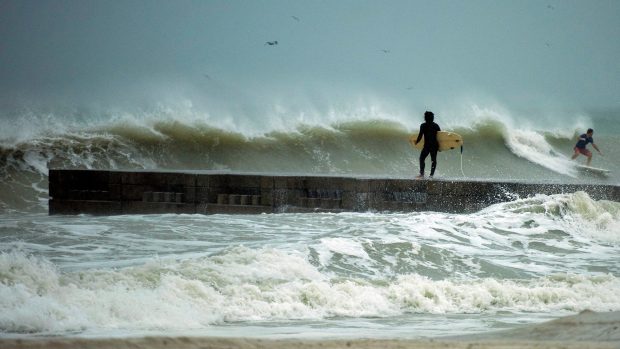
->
593, 143, 602, 154
414, 125, 424, 144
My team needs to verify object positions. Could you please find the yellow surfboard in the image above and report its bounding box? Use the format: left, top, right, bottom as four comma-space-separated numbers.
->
409, 131, 463, 151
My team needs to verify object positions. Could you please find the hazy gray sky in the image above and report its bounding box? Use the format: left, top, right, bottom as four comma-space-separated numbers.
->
1, 0, 619, 112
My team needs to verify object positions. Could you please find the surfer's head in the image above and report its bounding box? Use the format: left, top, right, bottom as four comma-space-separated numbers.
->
587, 128, 594, 135
424, 111, 434, 122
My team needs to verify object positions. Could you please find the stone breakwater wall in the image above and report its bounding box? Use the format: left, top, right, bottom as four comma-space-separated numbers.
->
48, 169, 620, 215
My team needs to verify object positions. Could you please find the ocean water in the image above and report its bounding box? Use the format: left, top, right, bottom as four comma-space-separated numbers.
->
1, 105, 619, 339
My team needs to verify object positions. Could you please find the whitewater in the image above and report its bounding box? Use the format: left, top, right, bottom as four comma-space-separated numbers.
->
1, 104, 619, 340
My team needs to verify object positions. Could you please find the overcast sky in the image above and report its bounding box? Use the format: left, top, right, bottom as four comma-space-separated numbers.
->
1, 0, 619, 113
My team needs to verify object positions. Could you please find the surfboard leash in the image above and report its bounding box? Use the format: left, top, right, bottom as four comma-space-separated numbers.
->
460, 145, 466, 177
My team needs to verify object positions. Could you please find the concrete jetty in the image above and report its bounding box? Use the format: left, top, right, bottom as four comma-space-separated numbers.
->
48, 169, 620, 215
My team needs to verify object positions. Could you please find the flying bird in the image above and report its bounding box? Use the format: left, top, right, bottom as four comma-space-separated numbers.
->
291, 16, 300, 22
265, 41, 279, 46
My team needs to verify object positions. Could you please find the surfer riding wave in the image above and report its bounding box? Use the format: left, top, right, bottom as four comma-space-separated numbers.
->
571, 128, 602, 167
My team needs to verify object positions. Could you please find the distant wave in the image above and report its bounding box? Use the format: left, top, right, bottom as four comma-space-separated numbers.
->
0, 117, 578, 174
0, 113, 614, 212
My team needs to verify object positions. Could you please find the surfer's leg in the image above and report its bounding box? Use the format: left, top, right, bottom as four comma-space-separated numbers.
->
419, 148, 429, 176
571, 147, 581, 160
430, 149, 438, 177
584, 149, 592, 165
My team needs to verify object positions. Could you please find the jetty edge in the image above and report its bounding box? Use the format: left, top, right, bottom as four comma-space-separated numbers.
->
48, 169, 620, 215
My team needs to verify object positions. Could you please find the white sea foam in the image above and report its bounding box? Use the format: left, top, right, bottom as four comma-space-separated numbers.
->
320, 238, 370, 260
1, 246, 620, 334
1, 190, 619, 335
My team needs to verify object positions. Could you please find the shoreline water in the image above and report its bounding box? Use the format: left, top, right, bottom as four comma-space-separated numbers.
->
1, 311, 618, 349
2, 192, 620, 340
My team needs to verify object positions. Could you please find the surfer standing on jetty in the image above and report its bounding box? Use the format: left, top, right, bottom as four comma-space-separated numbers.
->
571, 128, 602, 166
414, 111, 441, 178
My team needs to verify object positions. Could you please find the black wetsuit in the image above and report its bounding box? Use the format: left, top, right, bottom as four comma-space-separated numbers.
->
415, 121, 441, 176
